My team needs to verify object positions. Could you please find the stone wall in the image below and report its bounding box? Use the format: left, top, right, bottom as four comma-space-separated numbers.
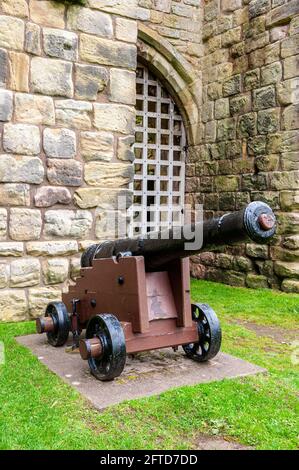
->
188, 0, 299, 292
0, 0, 298, 323
0, 0, 140, 321
137, 0, 203, 66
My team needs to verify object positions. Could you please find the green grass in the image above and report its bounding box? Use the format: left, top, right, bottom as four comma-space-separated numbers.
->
0, 280, 298, 450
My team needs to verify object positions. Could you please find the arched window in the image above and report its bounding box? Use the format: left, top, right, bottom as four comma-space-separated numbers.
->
131, 63, 186, 235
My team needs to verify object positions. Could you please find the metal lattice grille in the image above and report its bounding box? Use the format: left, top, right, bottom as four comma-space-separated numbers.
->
131, 64, 186, 236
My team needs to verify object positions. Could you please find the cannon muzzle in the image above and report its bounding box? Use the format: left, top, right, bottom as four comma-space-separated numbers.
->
81, 201, 276, 271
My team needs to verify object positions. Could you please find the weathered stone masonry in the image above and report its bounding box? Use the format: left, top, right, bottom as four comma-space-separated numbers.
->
0, 0, 140, 321
188, 0, 299, 293
0, 0, 298, 323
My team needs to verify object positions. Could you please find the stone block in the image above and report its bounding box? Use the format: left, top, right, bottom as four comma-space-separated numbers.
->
44, 210, 93, 238
223, 74, 241, 97
0, 183, 30, 206
47, 159, 83, 186
55, 99, 92, 129
0, 209, 7, 240
67, 6, 113, 37
277, 212, 299, 234
10, 208, 42, 241
261, 61, 282, 86
217, 118, 236, 140
42, 258, 69, 285
238, 112, 257, 137
75, 64, 108, 101
0, 264, 8, 288
274, 261, 299, 279
80, 34, 136, 69
0, 48, 8, 87
245, 32, 269, 54
31, 58, 73, 98
28, 287, 61, 318
25, 23, 41, 55
222, 0, 242, 13
10, 258, 40, 287
74, 187, 132, 209
242, 174, 267, 191
247, 136, 266, 155
34, 186, 72, 208
0, 90, 13, 121
204, 0, 220, 21
270, 25, 288, 42
255, 154, 279, 172
205, 121, 217, 143
277, 78, 299, 105
222, 27, 242, 47
264, 42, 280, 65
246, 243, 268, 259
226, 270, 246, 287
281, 151, 299, 171
117, 135, 135, 162
244, 68, 260, 90
280, 131, 299, 153
95, 209, 128, 239
109, 69, 136, 105
281, 279, 299, 293
281, 34, 299, 58
246, 273, 268, 289
43, 28, 78, 61
284, 235, 299, 250
214, 98, 230, 119
280, 190, 299, 211
283, 54, 299, 79
215, 175, 239, 192
271, 246, 299, 262
248, 0, 270, 20
3, 124, 40, 155
43, 128, 76, 159
282, 104, 299, 130
270, 171, 299, 190
8, 52, 29, 92
230, 94, 251, 115
253, 86, 276, 110
70, 256, 81, 280
257, 108, 280, 134
0, 242, 23, 257
0, 15, 24, 50
29, 0, 65, 28
266, 0, 299, 27
26, 241, 78, 257
0, 155, 44, 184
84, 162, 133, 187
80, 131, 114, 162
94, 104, 135, 134
115, 17, 137, 43
0, 290, 27, 322
1, 0, 29, 18
15, 93, 55, 125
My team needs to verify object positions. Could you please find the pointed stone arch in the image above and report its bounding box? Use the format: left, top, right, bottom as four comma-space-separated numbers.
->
137, 23, 201, 146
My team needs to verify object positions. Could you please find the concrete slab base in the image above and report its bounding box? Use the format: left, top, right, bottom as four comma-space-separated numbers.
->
17, 334, 266, 410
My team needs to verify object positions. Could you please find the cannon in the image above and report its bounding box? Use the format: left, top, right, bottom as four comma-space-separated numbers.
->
36, 201, 276, 381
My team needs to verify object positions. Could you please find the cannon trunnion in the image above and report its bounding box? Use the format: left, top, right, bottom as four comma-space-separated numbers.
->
36, 202, 276, 381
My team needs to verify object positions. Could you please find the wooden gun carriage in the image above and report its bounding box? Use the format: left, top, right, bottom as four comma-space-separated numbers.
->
36, 201, 276, 381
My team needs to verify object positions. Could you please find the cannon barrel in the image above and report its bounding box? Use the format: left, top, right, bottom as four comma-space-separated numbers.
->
81, 201, 276, 271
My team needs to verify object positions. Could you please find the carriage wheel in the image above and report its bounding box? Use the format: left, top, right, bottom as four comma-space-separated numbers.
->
85, 314, 126, 381
183, 303, 221, 362
45, 301, 70, 347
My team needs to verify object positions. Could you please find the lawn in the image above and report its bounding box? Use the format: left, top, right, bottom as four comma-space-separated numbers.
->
0, 280, 298, 450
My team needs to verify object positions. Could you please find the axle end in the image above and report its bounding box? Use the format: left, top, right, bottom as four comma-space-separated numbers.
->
36, 316, 55, 334
79, 337, 103, 360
